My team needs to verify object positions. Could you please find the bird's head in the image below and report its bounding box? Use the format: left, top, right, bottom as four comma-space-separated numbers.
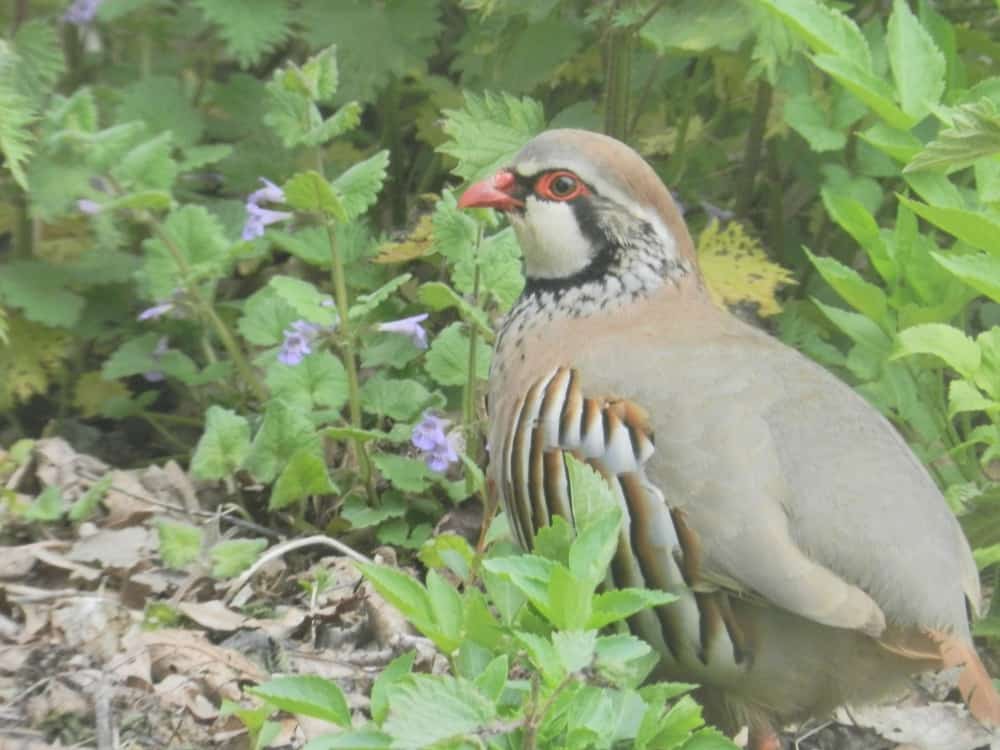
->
458, 129, 698, 293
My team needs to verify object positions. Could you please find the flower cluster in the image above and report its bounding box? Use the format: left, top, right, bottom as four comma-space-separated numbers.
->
411, 412, 462, 472
242, 178, 291, 240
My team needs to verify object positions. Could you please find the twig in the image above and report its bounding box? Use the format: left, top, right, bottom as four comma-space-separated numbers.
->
224, 534, 372, 604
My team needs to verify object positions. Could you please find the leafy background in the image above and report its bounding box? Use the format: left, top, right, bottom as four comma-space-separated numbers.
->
2, 0, 1000, 748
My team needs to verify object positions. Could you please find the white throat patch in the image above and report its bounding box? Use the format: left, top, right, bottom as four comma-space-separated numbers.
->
511, 198, 593, 279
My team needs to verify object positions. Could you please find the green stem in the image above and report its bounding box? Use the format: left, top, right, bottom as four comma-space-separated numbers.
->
666, 57, 706, 185
325, 222, 378, 506
146, 219, 268, 403
463, 231, 483, 462
603, 23, 632, 140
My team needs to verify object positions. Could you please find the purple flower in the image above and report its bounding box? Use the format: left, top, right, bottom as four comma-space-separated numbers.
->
378, 313, 429, 350
279, 320, 320, 366
77, 199, 102, 215
411, 412, 462, 472
242, 204, 293, 241
144, 336, 170, 382
241, 177, 290, 240
137, 302, 175, 321
63, 0, 102, 25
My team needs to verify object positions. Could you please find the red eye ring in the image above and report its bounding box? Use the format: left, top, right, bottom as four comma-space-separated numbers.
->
535, 170, 587, 202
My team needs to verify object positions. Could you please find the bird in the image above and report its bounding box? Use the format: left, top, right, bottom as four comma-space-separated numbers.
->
457, 128, 1000, 749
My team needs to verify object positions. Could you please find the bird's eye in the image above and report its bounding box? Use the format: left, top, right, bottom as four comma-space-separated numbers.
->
535, 171, 586, 201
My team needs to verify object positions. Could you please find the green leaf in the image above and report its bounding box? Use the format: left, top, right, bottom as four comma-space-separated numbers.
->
811, 54, 913, 130
210, 538, 267, 578
565, 455, 619, 532
758, 0, 871, 69
191, 407, 251, 481
553, 629, 597, 674
419, 533, 475, 581
112, 132, 179, 192
23, 485, 64, 522
515, 631, 564, 684
425, 570, 464, 652
899, 195, 1000, 257
432, 193, 478, 263
244, 400, 319, 483
569, 509, 622, 591
268, 277, 338, 327
107, 190, 173, 212
301, 730, 391, 750
804, 248, 889, 326
270, 227, 332, 269
452, 227, 525, 311
417, 282, 493, 338
589, 588, 677, 629
639, 1, 752, 54
439, 91, 546, 181
12, 20, 65, 105
821, 190, 895, 284
372, 453, 434, 493
356, 562, 434, 634
360, 375, 431, 421
895, 323, 981, 378
267, 351, 349, 412
250, 675, 351, 727
238, 286, 301, 347
593, 634, 660, 688
333, 150, 389, 222
932, 252, 1000, 305
156, 519, 203, 569
381, 675, 496, 746
68, 474, 112, 522
483, 554, 557, 616
906, 100, 1000, 174
0, 42, 37, 189
948, 380, 997, 417
860, 122, 923, 163
887, 0, 945, 122
283, 171, 346, 222
783, 95, 846, 152
341, 492, 406, 530
348, 273, 412, 321
370, 650, 415, 725
140, 206, 231, 300
0, 261, 85, 329
425, 322, 492, 386
195, 0, 291, 67
270, 446, 337, 510
813, 300, 893, 354
473, 654, 508, 704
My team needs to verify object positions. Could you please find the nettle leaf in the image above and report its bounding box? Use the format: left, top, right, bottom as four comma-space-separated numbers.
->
0, 261, 84, 329
267, 351, 349, 413
361, 374, 431, 421
932, 252, 1000, 306
907, 100, 1000, 174
348, 273, 411, 320
101, 333, 169, 379
640, 0, 752, 54
333, 150, 390, 222
210, 538, 268, 578
452, 227, 525, 311
432, 192, 478, 263
425, 322, 492, 386
811, 54, 914, 131
381, 675, 496, 747
589, 588, 676, 629
238, 286, 301, 347
304, 101, 362, 146
418, 282, 493, 339
191, 406, 251, 480
117, 75, 203, 148
784, 94, 846, 152
370, 651, 416, 725
341, 492, 406, 529
894, 323, 981, 379
804, 248, 889, 327
439, 91, 546, 181
886, 0, 945, 122
565, 454, 618, 532
547, 565, 592, 630
283, 171, 347, 222
372, 453, 434, 493
267, 276, 338, 327
141, 206, 231, 300
297, 0, 442, 104
594, 634, 660, 688
156, 519, 203, 569
244, 400, 320, 483
270, 445, 337, 510
569, 508, 623, 591
195, 0, 292, 67
898, 195, 1000, 256
270, 226, 332, 269
377, 519, 432, 550
515, 631, 564, 684
0, 42, 38, 189
759, 0, 871, 70
250, 675, 351, 727
111, 132, 179, 192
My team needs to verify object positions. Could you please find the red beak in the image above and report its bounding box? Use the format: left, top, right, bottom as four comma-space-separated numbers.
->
457, 170, 523, 211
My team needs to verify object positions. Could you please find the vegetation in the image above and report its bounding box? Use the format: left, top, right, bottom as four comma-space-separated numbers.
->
2, 0, 1000, 747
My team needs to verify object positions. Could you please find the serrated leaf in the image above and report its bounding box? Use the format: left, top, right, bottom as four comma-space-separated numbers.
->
156, 519, 203, 569
0, 261, 85, 329
894, 323, 981, 378
381, 675, 495, 746
140, 205, 231, 299
238, 286, 300, 347
270, 446, 336, 510
0, 315, 68, 410
811, 54, 914, 130
759, 0, 871, 69
805, 248, 888, 326
906, 100, 1000, 174
898, 195, 1000, 256
931, 252, 1000, 305
341, 492, 406, 529
267, 350, 348, 412
210, 538, 267, 578
887, 0, 944, 122
569, 508, 622, 591
348, 272, 411, 320
356, 562, 434, 634
250, 675, 351, 727
195, 0, 291, 67
565, 454, 618, 532
417, 282, 493, 338
191, 406, 251, 480
372, 453, 434, 493
283, 171, 346, 222
0, 42, 38, 189
370, 651, 415, 725
333, 149, 389, 222
244, 400, 320, 483
426, 570, 464, 652
439, 91, 546, 181
553, 629, 597, 674
425, 322, 491, 386
589, 588, 676, 629
360, 374, 431, 421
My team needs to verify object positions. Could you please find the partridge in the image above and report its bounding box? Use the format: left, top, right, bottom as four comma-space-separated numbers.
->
458, 129, 999, 748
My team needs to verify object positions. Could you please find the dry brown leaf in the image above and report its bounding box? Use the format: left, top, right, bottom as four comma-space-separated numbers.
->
68, 526, 156, 571
0, 542, 65, 580
30, 547, 101, 583
142, 629, 264, 702
178, 600, 248, 632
